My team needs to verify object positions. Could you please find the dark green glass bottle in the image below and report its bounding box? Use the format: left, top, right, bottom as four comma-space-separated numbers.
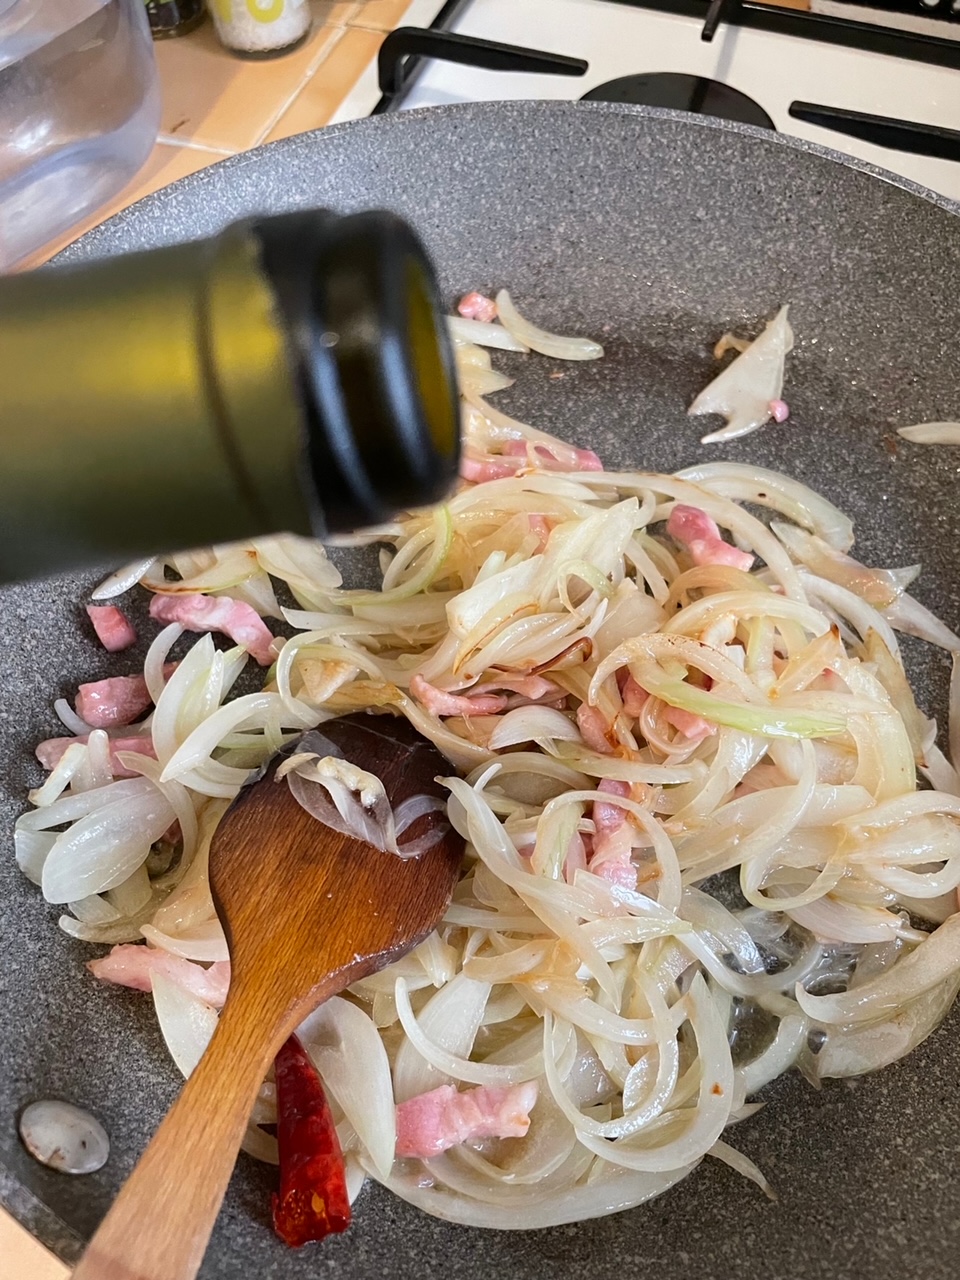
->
0, 209, 460, 583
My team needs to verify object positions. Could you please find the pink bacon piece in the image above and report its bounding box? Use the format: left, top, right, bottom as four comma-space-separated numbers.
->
460, 454, 523, 483
460, 444, 602, 484
457, 292, 498, 323
576, 704, 614, 754
36, 735, 156, 778
528, 515, 551, 551
75, 666, 176, 728
622, 673, 715, 744
589, 779, 637, 891
621, 674, 648, 719
88, 944, 230, 1008
663, 705, 716, 745
149, 593, 276, 666
86, 605, 136, 653
395, 1082, 538, 1159
410, 673, 508, 718
666, 504, 754, 572
470, 674, 561, 701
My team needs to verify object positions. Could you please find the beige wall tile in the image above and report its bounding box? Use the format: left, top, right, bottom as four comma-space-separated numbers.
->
20, 143, 224, 270
0, 1211, 68, 1280
154, 5, 343, 152
349, 0, 415, 30
263, 26, 384, 141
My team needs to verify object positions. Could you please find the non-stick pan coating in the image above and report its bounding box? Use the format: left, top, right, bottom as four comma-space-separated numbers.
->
3, 102, 960, 1279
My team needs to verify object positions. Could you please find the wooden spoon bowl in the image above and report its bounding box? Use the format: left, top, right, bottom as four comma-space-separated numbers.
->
73, 713, 462, 1280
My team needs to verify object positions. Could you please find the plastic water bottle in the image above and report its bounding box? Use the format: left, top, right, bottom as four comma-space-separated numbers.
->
0, 0, 160, 270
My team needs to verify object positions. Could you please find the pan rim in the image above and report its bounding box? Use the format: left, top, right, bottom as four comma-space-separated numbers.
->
55, 99, 960, 271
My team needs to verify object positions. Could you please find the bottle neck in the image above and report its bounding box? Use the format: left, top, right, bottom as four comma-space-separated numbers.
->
0, 207, 460, 583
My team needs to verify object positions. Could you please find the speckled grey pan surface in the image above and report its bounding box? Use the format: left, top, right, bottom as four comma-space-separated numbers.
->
3, 100, 960, 1279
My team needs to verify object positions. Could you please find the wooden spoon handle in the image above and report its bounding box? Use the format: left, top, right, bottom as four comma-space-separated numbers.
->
73, 1000, 277, 1280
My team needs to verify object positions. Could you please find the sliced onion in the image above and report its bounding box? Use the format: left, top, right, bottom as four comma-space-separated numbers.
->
737, 1014, 807, 1098
815, 968, 960, 1078
675, 462, 854, 550
395, 977, 540, 1090
688, 306, 793, 443
91, 557, 159, 600
772, 521, 916, 609
882, 592, 960, 651
54, 698, 92, 736
708, 1140, 776, 1200
448, 315, 530, 352
40, 782, 176, 904
368, 1153, 694, 1228
297, 996, 397, 1179
795, 913, 960, 1024
459, 367, 515, 396
151, 970, 219, 1078
488, 706, 580, 750
897, 422, 960, 445
14, 829, 56, 885
392, 972, 491, 1102
495, 290, 603, 361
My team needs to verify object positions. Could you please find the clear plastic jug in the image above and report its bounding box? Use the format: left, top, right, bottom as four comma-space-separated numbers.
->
0, 0, 160, 270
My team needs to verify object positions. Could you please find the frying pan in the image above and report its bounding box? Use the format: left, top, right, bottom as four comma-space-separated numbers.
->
3, 101, 960, 1280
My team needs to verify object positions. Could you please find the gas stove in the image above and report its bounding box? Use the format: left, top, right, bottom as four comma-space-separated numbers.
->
331, 0, 960, 204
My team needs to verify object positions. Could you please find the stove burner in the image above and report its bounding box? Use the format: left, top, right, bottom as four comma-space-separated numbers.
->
582, 73, 775, 131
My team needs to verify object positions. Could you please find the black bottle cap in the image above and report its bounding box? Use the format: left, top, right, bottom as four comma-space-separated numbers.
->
250, 209, 460, 534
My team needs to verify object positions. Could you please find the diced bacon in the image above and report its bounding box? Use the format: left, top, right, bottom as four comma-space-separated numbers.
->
621, 674, 649, 718
577, 703, 614, 754
621, 672, 715, 744
395, 1082, 538, 1159
410, 673, 508, 718
528, 515, 551, 551
515, 834, 536, 859
666, 504, 754, 572
36, 734, 157, 777
457, 292, 498, 323
663, 705, 717, 745
86, 605, 136, 653
501, 440, 603, 472
149, 593, 277, 666
75, 667, 175, 728
589, 779, 636, 890
595, 859, 638, 891
460, 453, 523, 483
471, 674, 561, 701
88, 944, 230, 1007
593, 778, 630, 838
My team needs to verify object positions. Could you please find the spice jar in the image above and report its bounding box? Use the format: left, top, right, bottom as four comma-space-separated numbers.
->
145, 0, 205, 37
209, 0, 311, 57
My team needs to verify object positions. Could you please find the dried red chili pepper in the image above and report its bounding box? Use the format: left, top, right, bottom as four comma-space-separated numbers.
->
271, 1032, 351, 1247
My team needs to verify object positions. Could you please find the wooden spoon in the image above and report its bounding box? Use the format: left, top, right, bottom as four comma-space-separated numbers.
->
73, 713, 462, 1280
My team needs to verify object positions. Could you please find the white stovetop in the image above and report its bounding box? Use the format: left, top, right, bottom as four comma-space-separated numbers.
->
344, 0, 960, 204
